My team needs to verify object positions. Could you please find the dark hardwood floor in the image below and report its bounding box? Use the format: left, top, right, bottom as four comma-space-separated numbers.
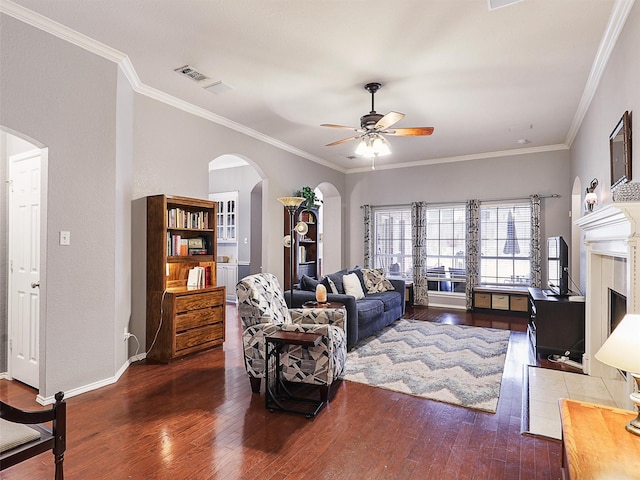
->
1, 305, 573, 479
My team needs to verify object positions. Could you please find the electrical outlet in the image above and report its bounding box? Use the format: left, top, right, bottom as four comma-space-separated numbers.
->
123, 327, 129, 341
59, 230, 71, 246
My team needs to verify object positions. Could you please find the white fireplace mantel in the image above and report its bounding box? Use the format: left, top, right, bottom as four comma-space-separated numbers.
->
575, 202, 640, 314
574, 202, 640, 408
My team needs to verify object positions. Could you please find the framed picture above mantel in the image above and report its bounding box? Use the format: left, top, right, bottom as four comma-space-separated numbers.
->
610, 110, 632, 190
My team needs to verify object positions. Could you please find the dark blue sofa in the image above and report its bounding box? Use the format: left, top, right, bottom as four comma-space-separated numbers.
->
285, 268, 405, 350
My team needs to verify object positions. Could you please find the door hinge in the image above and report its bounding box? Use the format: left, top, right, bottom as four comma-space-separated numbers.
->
9, 338, 12, 351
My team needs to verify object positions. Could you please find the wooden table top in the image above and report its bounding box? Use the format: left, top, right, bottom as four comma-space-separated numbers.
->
302, 301, 344, 309
266, 330, 322, 346
560, 398, 640, 479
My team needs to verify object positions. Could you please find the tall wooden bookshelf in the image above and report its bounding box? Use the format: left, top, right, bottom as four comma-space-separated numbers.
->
283, 206, 319, 290
146, 194, 225, 363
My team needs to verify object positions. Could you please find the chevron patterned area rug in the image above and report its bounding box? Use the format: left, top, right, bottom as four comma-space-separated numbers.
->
343, 319, 511, 413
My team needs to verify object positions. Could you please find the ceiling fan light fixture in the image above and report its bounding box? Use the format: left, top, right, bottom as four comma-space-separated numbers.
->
355, 133, 391, 158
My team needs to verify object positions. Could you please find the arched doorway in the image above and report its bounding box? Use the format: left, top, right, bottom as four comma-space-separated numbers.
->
208, 154, 266, 298
315, 182, 342, 275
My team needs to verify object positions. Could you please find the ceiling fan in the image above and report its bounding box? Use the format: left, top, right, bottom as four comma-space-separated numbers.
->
321, 82, 434, 151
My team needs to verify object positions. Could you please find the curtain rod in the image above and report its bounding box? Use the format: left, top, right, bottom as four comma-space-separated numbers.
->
361, 194, 561, 209
478, 193, 561, 203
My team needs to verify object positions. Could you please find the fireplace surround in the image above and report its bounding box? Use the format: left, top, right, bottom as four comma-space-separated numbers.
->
575, 201, 640, 409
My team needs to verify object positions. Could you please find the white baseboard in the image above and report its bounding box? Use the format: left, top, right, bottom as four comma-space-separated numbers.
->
35, 353, 147, 405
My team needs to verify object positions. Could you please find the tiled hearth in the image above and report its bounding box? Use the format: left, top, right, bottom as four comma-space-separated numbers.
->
575, 201, 640, 409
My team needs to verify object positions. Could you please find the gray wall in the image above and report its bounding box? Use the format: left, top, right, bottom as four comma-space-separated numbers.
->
1, 15, 122, 396
346, 150, 573, 279
570, 2, 640, 289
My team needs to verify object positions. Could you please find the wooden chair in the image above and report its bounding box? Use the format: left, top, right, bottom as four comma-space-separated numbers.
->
1, 391, 66, 480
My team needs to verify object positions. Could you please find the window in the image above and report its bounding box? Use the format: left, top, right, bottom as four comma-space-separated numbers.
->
425, 204, 466, 293
480, 202, 531, 285
373, 207, 412, 278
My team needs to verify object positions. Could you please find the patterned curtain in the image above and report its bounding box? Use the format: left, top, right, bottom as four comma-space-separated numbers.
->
412, 202, 429, 306
362, 205, 373, 268
465, 199, 480, 310
530, 194, 542, 288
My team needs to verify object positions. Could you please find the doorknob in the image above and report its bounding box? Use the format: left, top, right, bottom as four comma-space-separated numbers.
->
31, 282, 40, 288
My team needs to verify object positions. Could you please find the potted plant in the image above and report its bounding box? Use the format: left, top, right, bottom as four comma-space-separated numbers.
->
293, 186, 322, 211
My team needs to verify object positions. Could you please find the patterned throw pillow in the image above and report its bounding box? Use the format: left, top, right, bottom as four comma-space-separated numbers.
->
362, 268, 394, 294
322, 275, 339, 294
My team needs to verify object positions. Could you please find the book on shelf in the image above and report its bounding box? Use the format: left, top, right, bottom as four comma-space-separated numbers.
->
167, 208, 210, 230
168, 234, 211, 256
187, 266, 205, 288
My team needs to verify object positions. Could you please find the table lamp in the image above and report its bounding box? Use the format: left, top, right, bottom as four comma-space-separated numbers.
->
594, 313, 640, 436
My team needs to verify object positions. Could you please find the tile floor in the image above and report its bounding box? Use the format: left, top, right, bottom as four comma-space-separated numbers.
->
525, 366, 619, 439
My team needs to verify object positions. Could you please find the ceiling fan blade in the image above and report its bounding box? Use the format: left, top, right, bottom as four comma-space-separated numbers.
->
386, 127, 434, 136
321, 123, 360, 131
326, 136, 359, 147
374, 111, 405, 130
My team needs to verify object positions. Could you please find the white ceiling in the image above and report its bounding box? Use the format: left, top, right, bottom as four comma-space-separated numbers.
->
4, 0, 626, 173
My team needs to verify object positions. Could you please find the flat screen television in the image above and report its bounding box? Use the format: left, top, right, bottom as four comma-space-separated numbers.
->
547, 236, 569, 296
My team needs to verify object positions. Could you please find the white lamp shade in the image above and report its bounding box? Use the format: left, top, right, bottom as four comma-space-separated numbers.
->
595, 314, 640, 373
584, 191, 598, 205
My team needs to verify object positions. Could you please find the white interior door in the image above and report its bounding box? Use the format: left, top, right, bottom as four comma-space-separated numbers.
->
8, 149, 41, 388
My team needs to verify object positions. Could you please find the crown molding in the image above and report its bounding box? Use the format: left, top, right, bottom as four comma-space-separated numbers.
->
0, 0, 346, 174
2, 0, 631, 174
345, 144, 570, 174
0, 0, 126, 63
565, 0, 635, 147
134, 83, 345, 173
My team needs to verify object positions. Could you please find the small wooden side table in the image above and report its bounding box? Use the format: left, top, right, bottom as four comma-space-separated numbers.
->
560, 398, 640, 479
302, 301, 344, 309
265, 330, 324, 418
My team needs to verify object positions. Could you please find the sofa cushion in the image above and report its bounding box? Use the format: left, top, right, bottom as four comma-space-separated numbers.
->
366, 291, 402, 312
322, 269, 348, 294
300, 274, 320, 291
347, 266, 366, 292
343, 272, 365, 300
355, 298, 384, 325
362, 268, 394, 294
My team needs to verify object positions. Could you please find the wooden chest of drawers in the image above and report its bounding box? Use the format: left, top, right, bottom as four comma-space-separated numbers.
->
146, 286, 226, 363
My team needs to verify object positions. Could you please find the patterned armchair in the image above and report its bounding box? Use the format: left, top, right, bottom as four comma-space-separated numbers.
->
236, 273, 347, 401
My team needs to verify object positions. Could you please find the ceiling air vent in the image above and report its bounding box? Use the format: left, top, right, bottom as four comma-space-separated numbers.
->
174, 65, 210, 82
